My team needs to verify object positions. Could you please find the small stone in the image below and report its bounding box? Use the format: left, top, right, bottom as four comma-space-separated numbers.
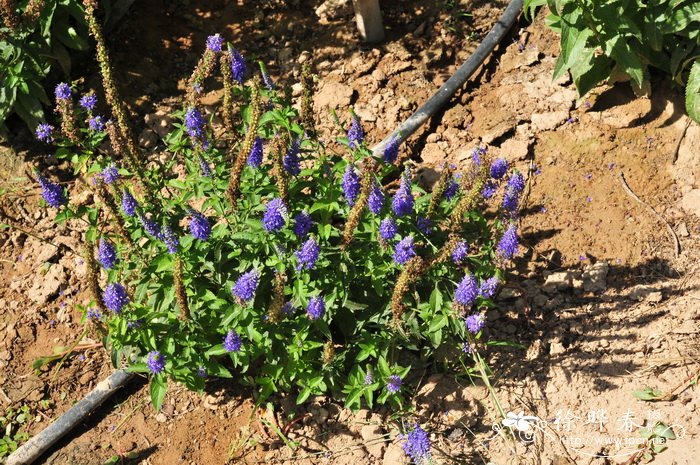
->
361, 424, 386, 458
647, 291, 663, 303
79, 372, 93, 386
383, 442, 410, 465
531, 111, 569, 131
543, 271, 579, 293
27, 264, 65, 304
676, 222, 690, 237
582, 261, 608, 293
549, 340, 566, 355
155, 412, 167, 423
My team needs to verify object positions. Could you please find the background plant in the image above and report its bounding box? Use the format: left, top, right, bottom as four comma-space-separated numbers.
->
523, 0, 700, 123
31, 4, 525, 413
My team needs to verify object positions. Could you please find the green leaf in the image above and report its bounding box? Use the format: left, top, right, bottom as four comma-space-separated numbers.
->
653, 422, 676, 440
553, 18, 593, 81
686, 60, 700, 123
604, 36, 645, 88
632, 387, 664, 401
150, 375, 167, 411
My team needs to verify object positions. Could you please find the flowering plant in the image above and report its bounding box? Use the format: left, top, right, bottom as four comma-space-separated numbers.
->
32, 3, 524, 411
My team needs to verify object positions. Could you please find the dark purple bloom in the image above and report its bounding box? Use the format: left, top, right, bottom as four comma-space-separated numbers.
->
101, 164, 119, 184
342, 165, 360, 206
79, 93, 97, 111
88, 116, 105, 132
401, 424, 431, 465
146, 351, 165, 374
230, 47, 246, 84
121, 189, 138, 217
206, 33, 224, 52
283, 139, 301, 176
35, 123, 54, 143
162, 225, 179, 253
461, 341, 475, 354
465, 313, 486, 333
472, 146, 487, 166
86, 307, 102, 320
188, 209, 211, 241
368, 182, 384, 214
379, 217, 398, 241
282, 302, 296, 315
383, 134, 400, 164
54, 82, 71, 100
295, 237, 320, 271
416, 217, 432, 235
199, 156, 213, 177
223, 329, 242, 352
138, 213, 162, 239
103, 282, 129, 313
293, 211, 313, 238
127, 319, 143, 330
248, 137, 263, 168
98, 238, 118, 269
482, 180, 498, 199
347, 114, 364, 149
184, 107, 206, 139
262, 198, 287, 232
444, 177, 460, 200
392, 173, 414, 217
502, 171, 525, 213
196, 366, 208, 378
393, 236, 416, 265
386, 374, 402, 393
233, 269, 259, 302
451, 241, 469, 263
455, 274, 478, 307
490, 158, 509, 180
364, 371, 374, 385
307, 296, 325, 320
497, 223, 518, 259
478, 277, 499, 299
36, 173, 66, 208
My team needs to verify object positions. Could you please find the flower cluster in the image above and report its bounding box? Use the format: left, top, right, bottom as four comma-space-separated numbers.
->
307, 296, 325, 320
103, 283, 129, 313
188, 209, 211, 241
342, 165, 360, 206
233, 270, 259, 303
98, 238, 118, 269
295, 237, 320, 270
36, 173, 66, 208
393, 236, 416, 265
223, 330, 242, 352
147, 351, 166, 374
401, 424, 431, 465
263, 198, 287, 232
347, 114, 364, 149
392, 172, 414, 217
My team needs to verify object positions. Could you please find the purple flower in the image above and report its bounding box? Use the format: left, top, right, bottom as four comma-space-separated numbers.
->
86, 307, 102, 321
282, 302, 296, 315
206, 33, 224, 52
502, 171, 525, 213
364, 372, 374, 385
451, 241, 469, 263
497, 223, 518, 259
490, 158, 509, 180
347, 114, 364, 149
98, 238, 118, 269
233, 269, 259, 302
293, 211, 313, 238
478, 276, 499, 299
103, 283, 129, 313
465, 313, 486, 333
342, 165, 360, 206
260, 66, 275, 90
54, 82, 71, 100
262, 198, 287, 232
35, 123, 54, 143
401, 424, 431, 465
307, 296, 325, 320
368, 182, 385, 214
127, 319, 143, 330
184, 107, 206, 139
223, 330, 242, 352
199, 156, 213, 177
461, 341, 475, 354
79, 93, 97, 111
101, 164, 119, 184
392, 173, 414, 217
383, 134, 400, 163
188, 209, 211, 241
444, 177, 460, 200
393, 236, 416, 265
230, 47, 246, 84
248, 137, 263, 168
386, 374, 402, 393
196, 366, 208, 378
138, 213, 162, 239
88, 116, 105, 132
36, 173, 66, 208
455, 274, 478, 307
121, 189, 138, 217
283, 139, 301, 176
295, 237, 320, 270
482, 180, 498, 199
472, 146, 487, 165
379, 217, 398, 241
146, 351, 166, 374
416, 217, 432, 235
162, 225, 179, 254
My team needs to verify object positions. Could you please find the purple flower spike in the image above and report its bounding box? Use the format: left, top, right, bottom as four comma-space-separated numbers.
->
101, 164, 119, 184
502, 171, 525, 213
295, 237, 320, 271
342, 165, 360, 207
451, 241, 469, 263
307, 296, 325, 320
347, 114, 364, 149
465, 313, 486, 333
283, 139, 301, 176
184, 107, 206, 140
89, 116, 105, 132
262, 198, 287, 232
233, 269, 259, 303
490, 158, 509, 180
478, 276, 499, 299
393, 236, 416, 265
386, 374, 402, 393
206, 33, 224, 52
223, 330, 242, 352
383, 134, 401, 164
36, 173, 66, 208
497, 223, 519, 259
392, 172, 414, 217
368, 182, 385, 214
103, 282, 129, 313
35, 123, 54, 143
230, 47, 246, 84
293, 211, 313, 238
146, 351, 166, 374
416, 217, 432, 235
189, 209, 211, 241
444, 177, 460, 200
401, 424, 432, 465
455, 274, 478, 307
162, 225, 179, 254
79, 93, 97, 111
379, 217, 398, 241
121, 189, 138, 217
98, 238, 118, 269
54, 82, 71, 100
248, 137, 264, 168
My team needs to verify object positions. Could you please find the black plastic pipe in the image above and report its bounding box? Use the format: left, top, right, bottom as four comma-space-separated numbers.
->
371, 0, 524, 158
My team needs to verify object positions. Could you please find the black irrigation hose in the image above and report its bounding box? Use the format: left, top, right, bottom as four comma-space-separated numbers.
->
6, 2, 524, 464
6, 370, 136, 465
371, 0, 525, 158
